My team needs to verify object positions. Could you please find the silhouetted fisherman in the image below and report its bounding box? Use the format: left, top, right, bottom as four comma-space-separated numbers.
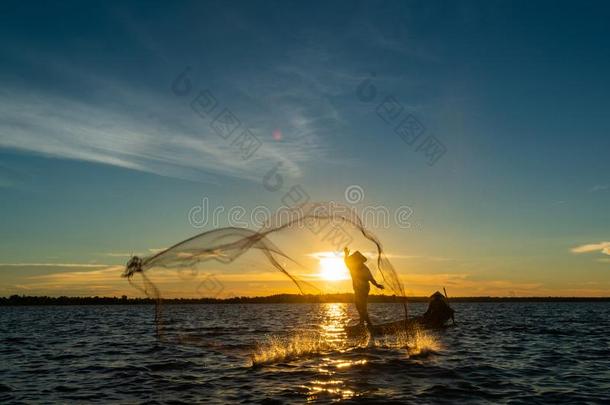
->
422, 291, 455, 327
343, 247, 384, 333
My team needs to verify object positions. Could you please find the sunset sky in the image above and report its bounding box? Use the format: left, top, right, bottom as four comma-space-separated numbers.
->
1, 1, 609, 297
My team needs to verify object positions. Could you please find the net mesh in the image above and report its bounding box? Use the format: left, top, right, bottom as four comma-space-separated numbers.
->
122, 202, 407, 342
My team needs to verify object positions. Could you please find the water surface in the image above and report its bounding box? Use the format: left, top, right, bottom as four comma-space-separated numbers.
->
1, 302, 609, 403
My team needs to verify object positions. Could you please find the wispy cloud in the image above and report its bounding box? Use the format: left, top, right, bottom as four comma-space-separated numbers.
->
5, 264, 608, 297
589, 184, 609, 192
307, 251, 452, 261
28, 265, 124, 280
396, 273, 574, 297
104, 253, 134, 258
0, 62, 323, 183
571, 241, 610, 256
12, 265, 128, 296
0, 263, 109, 268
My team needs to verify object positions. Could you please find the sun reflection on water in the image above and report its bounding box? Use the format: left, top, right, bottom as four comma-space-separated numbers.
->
250, 303, 440, 367
251, 303, 350, 365
319, 302, 349, 345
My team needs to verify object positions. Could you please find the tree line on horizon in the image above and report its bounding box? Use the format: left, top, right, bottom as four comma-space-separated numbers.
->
0, 294, 607, 306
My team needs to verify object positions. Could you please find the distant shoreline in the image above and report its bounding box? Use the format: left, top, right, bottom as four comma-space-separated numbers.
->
1, 294, 609, 306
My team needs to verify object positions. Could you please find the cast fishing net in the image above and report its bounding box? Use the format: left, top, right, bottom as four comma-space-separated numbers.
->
122, 202, 407, 346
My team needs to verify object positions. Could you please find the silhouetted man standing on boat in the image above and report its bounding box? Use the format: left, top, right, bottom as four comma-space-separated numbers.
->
344, 247, 384, 332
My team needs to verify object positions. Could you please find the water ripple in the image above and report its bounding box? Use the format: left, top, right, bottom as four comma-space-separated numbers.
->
1, 302, 609, 403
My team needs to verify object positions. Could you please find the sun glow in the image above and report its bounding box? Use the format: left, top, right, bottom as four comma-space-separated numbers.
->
318, 254, 350, 281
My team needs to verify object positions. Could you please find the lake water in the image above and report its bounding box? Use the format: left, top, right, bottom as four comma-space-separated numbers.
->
1, 302, 609, 403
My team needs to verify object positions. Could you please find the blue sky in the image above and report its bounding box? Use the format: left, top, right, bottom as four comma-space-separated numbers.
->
0, 0, 609, 296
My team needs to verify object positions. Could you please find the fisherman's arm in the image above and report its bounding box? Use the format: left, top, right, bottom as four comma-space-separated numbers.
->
367, 268, 384, 289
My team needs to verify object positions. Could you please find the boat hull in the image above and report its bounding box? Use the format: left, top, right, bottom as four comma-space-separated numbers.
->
344, 316, 427, 338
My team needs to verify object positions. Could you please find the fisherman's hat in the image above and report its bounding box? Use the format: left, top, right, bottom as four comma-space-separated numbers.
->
349, 251, 368, 263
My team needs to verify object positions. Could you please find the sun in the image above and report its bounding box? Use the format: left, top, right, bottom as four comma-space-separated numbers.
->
319, 254, 350, 281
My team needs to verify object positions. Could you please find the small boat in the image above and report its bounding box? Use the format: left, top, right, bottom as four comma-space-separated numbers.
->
345, 316, 425, 338
344, 291, 455, 338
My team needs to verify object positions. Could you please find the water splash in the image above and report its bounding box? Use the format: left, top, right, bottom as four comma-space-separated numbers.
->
251, 331, 341, 365
376, 327, 442, 357
250, 326, 440, 365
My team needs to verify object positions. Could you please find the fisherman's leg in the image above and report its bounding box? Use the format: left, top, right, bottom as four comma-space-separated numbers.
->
355, 298, 366, 324
356, 292, 373, 328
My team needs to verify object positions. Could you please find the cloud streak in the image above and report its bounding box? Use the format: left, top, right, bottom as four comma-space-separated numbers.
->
0, 63, 324, 183
571, 241, 610, 256
0, 263, 110, 268
589, 184, 609, 192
